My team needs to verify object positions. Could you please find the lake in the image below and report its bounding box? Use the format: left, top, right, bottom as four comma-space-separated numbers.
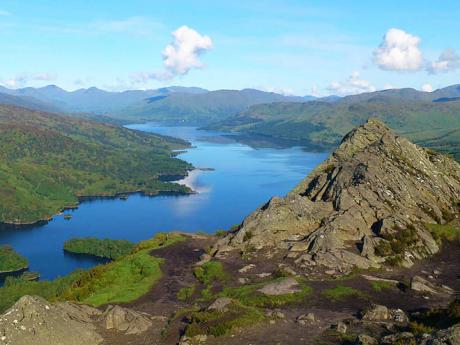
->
0, 124, 327, 281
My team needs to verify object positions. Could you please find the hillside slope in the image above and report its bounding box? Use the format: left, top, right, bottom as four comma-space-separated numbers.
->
215, 119, 460, 273
208, 86, 460, 160
0, 104, 192, 224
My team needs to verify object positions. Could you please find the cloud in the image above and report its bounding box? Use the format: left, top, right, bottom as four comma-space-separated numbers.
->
154, 25, 213, 80
262, 86, 295, 96
88, 17, 163, 36
427, 48, 460, 74
1, 73, 57, 88
421, 84, 434, 92
327, 71, 376, 96
373, 28, 423, 71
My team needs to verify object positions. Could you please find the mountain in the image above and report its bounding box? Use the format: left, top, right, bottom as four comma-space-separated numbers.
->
0, 91, 58, 112
0, 104, 192, 224
215, 119, 460, 273
207, 85, 460, 160
0, 85, 208, 115
115, 88, 308, 125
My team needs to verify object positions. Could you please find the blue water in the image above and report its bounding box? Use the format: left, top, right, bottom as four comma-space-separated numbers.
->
0, 124, 327, 281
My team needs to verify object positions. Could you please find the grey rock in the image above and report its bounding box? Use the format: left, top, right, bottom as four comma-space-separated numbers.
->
0, 295, 103, 345
421, 324, 460, 344
215, 119, 460, 272
98, 305, 152, 335
296, 313, 316, 325
361, 304, 408, 324
257, 277, 300, 296
411, 275, 454, 295
355, 334, 378, 345
381, 332, 415, 345
331, 321, 347, 334
207, 297, 234, 313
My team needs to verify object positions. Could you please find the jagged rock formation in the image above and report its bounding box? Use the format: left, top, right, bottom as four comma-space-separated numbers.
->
0, 296, 103, 345
0, 296, 155, 345
215, 119, 460, 273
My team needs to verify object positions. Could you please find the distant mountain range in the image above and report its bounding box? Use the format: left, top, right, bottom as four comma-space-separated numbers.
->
0, 85, 321, 124
1, 83, 459, 159
207, 84, 460, 160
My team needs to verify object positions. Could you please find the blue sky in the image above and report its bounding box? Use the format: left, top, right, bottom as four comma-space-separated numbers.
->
1, 0, 459, 95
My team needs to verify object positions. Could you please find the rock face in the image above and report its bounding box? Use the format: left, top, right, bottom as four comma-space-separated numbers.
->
216, 119, 460, 272
98, 305, 152, 335
0, 296, 155, 345
215, 119, 460, 273
0, 295, 103, 345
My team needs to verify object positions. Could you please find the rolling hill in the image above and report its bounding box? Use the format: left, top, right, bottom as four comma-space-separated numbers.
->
0, 104, 192, 224
207, 85, 460, 160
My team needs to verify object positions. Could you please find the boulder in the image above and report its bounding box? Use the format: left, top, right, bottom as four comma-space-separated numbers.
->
207, 298, 234, 313
0, 295, 103, 345
411, 276, 454, 295
361, 304, 408, 324
355, 334, 378, 345
380, 332, 415, 345
257, 277, 300, 296
296, 313, 316, 325
98, 305, 152, 335
420, 324, 460, 345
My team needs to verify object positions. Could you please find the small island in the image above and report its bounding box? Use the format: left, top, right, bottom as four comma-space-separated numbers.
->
0, 245, 28, 274
63, 237, 135, 260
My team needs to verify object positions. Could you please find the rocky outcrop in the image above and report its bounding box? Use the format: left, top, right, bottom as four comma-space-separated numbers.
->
0, 296, 103, 345
0, 296, 155, 345
215, 119, 460, 273
98, 305, 152, 335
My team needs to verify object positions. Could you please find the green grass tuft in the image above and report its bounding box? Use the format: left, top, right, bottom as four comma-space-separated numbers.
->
371, 281, 394, 292
322, 285, 365, 301
426, 223, 460, 243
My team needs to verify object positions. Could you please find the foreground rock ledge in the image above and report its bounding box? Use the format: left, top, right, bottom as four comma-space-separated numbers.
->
0, 296, 154, 345
215, 119, 460, 273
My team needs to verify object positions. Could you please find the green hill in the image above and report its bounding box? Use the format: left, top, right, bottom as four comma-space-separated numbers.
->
208, 89, 460, 160
0, 104, 192, 224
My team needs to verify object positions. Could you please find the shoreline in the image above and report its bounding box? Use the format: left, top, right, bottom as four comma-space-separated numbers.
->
0, 185, 194, 228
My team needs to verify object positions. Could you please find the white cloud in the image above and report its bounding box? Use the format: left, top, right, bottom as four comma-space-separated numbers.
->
262, 86, 295, 96
421, 84, 434, 92
155, 25, 213, 80
373, 28, 423, 71
383, 83, 394, 90
0, 73, 57, 88
88, 17, 163, 36
327, 71, 376, 96
427, 48, 460, 74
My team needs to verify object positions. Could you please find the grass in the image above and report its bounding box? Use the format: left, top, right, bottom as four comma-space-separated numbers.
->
177, 284, 196, 301
216, 279, 313, 308
0, 245, 28, 272
322, 285, 365, 301
185, 300, 265, 338
371, 281, 395, 292
61, 233, 185, 306
193, 261, 228, 286
426, 223, 460, 243
63, 237, 135, 260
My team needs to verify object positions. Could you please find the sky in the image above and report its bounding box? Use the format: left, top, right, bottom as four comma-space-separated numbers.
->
0, 0, 459, 96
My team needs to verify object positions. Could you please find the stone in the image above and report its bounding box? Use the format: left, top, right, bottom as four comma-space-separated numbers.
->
296, 313, 316, 325
355, 334, 378, 345
257, 277, 300, 296
207, 298, 234, 312
214, 119, 460, 273
331, 321, 347, 334
99, 305, 152, 335
361, 304, 408, 324
420, 323, 460, 345
238, 277, 250, 284
266, 310, 285, 319
238, 264, 256, 273
380, 332, 415, 345
411, 275, 453, 295
0, 295, 103, 345
195, 253, 212, 267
